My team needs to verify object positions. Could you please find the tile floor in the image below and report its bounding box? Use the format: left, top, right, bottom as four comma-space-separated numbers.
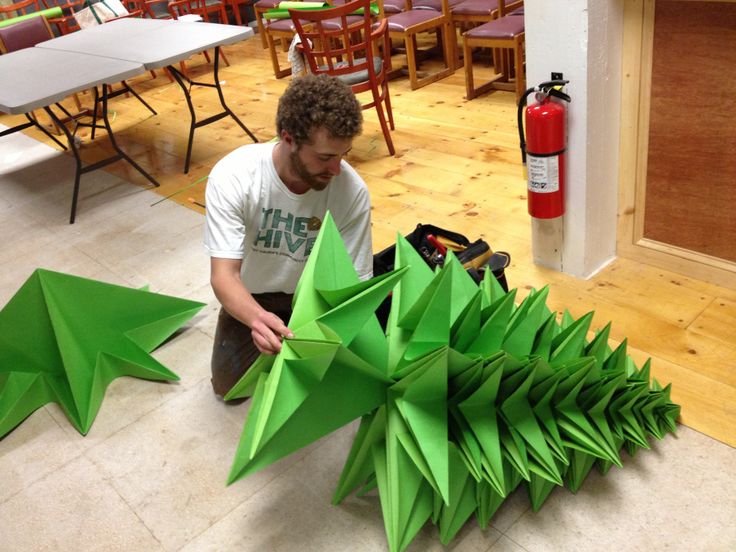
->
1, 130, 735, 552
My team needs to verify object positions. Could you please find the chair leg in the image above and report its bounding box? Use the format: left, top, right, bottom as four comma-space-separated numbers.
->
405, 35, 419, 90
443, 22, 455, 72
256, 8, 268, 48
464, 38, 476, 100
384, 82, 395, 130
71, 93, 83, 112
404, 26, 455, 91
267, 32, 292, 79
220, 48, 230, 67
451, 22, 462, 70
514, 36, 526, 101
371, 87, 395, 156
231, 2, 242, 25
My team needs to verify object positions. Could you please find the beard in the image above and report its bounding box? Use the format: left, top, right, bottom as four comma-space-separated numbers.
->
289, 149, 333, 191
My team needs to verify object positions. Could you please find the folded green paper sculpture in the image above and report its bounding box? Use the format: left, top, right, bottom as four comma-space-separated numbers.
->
227, 213, 680, 551
0, 269, 205, 439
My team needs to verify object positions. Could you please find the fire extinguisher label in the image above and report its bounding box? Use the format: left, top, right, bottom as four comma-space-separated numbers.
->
527, 155, 559, 194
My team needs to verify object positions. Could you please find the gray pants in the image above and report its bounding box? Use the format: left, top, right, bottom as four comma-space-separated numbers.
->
210, 292, 293, 397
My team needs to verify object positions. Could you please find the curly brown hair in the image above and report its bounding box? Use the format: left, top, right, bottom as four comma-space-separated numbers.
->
276, 74, 363, 145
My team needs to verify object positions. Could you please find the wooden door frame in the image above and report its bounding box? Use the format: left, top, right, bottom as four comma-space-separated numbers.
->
617, 0, 736, 289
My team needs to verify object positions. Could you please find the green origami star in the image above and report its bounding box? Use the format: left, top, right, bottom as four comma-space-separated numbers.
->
226, 213, 680, 552
0, 269, 205, 439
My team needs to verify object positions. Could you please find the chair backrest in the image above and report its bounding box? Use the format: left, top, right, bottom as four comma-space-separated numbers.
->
0, 13, 53, 52
138, 0, 172, 19
498, 0, 523, 17
0, 0, 41, 20
45, 0, 87, 35
168, 0, 226, 22
289, 0, 389, 88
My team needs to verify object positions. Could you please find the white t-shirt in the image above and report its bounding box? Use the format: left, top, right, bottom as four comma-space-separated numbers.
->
204, 142, 373, 294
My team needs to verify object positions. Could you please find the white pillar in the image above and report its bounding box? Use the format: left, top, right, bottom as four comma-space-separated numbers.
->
524, 0, 623, 278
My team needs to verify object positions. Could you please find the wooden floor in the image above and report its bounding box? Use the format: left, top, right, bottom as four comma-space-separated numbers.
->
3, 34, 734, 447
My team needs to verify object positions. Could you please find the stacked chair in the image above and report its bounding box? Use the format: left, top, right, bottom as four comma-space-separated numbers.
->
224, 0, 254, 24
462, 0, 525, 100
264, 0, 365, 79
263, 0, 302, 78
254, 0, 281, 47
166, 0, 232, 73
382, 0, 455, 90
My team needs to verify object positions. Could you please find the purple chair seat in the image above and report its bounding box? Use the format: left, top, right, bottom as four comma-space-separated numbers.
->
268, 18, 302, 31
385, 9, 443, 32
322, 14, 364, 30
464, 14, 523, 39
412, 0, 464, 10
383, 0, 404, 14
0, 17, 51, 51
508, 5, 523, 16
451, 0, 498, 17
254, 0, 281, 8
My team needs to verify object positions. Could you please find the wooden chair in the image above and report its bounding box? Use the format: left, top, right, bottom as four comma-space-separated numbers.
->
266, 1, 364, 79
133, 0, 174, 19
0, 8, 52, 50
224, 0, 254, 25
450, 0, 521, 68
43, 0, 85, 35
289, 0, 395, 155
168, 0, 231, 69
253, 0, 280, 48
168, 0, 231, 24
463, 0, 524, 100
0, 0, 41, 20
384, 0, 454, 90
264, 10, 300, 78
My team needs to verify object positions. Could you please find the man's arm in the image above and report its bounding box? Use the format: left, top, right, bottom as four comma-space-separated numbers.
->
210, 257, 293, 355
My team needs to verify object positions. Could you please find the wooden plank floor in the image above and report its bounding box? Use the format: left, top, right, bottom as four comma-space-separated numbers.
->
3, 34, 734, 447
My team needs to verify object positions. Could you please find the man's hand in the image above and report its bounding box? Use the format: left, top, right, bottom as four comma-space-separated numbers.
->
210, 257, 294, 355
250, 310, 294, 355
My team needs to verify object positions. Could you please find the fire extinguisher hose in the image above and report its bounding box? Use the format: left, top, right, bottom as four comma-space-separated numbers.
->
517, 86, 538, 165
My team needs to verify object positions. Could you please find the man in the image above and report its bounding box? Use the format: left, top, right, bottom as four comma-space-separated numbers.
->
204, 74, 373, 398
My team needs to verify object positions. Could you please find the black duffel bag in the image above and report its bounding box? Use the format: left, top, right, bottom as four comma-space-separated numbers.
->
373, 224, 511, 328
373, 223, 510, 289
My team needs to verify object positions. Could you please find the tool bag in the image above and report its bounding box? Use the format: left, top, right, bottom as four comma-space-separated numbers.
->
373, 223, 510, 290
373, 224, 510, 329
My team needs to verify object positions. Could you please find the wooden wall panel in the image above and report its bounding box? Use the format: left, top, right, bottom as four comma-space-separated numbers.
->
644, 0, 736, 262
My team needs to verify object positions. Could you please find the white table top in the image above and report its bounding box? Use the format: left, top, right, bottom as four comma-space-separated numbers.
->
0, 48, 144, 114
36, 19, 255, 70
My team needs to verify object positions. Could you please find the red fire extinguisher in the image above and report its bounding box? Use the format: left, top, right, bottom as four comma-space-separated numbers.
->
518, 80, 571, 219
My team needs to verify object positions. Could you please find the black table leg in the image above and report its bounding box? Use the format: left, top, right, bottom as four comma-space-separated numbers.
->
43, 86, 159, 224
166, 46, 257, 174
0, 113, 67, 151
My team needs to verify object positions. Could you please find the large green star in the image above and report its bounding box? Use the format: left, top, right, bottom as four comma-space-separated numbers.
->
0, 269, 205, 438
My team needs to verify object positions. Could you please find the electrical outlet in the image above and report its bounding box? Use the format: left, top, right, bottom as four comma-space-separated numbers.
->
551, 72, 564, 81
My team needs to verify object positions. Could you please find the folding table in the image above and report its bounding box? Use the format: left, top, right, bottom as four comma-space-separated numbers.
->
37, 19, 259, 173
0, 48, 158, 223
